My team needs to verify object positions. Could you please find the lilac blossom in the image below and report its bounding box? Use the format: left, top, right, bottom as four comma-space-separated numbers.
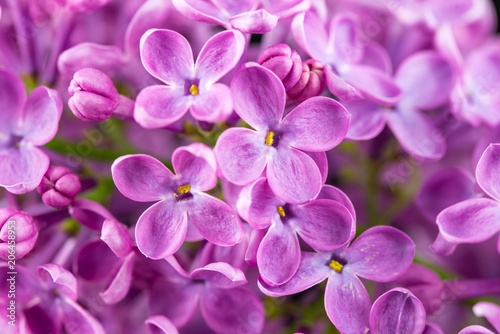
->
258, 43, 303, 90
134, 28, 245, 128
237, 178, 355, 285
259, 226, 415, 334
0, 209, 38, 260
287, 59, 326, 103
37, 166, 81, 209
0, 69, 62, 194
112, 143, 244, 259
214, 63, 350, 204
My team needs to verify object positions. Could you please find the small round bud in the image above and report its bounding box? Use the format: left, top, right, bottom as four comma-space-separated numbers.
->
287, 59, 326, 103
37, 166, 81, 209
68, 68, 119, 122
0, 209, 38, 260
258, 43, 303, 90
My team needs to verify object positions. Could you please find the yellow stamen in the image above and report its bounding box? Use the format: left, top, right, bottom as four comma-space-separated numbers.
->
189, 84, 199, 96
277, 206, 285, 217
177, 184, 190, 194
328, 260, 343, 273
265, 131, 274, 146
16, 141, 21, 148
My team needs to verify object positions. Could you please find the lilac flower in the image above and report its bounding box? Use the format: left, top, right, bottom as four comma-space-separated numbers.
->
0, 69, 62, 194
146, 316, 179, 334
258, 43, 303, 90
37, 166, 82, 209
237, 178, 355, 285
292, 11, 401, 104
432, 143, 500, 255
369, 288, 426, 334
0, 209, 38, 260
287, 59, 326, 103
0, 263, 105, 334
172, 0, 279, 34
149, 258, 264, 334
134, 28, 245, 128
259, 226, 415, 334
112, 143, 244, 259
472, 302, 500, 333
214, 63, 350, 203
345, 51, 454, 160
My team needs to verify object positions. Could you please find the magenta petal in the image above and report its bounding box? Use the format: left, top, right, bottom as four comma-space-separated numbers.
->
246, 228, 266, 268
214, 128, 268, 185
345, 226, 415, 282
325, 271, 371, 334
231, 63, 285, 131
473, 302, 500, 332
0, 264, 40, 304
458, 326, 496, 334
69, 198, 115, 231
317, 185, 357, 223
229, 9, 279, 34
172, 143, 217, 192
343, 99, 386, 140
325, 67, 363, 102
146, 315, 179, 334
386, 107, 446, 160
200, 287, 264, 334
24, 301, 60, 334
188, 193, 244, 246
436, 198, 500, 244
100, 252, 135, 304
101, 219, 133, 258
330, 13, 363, 64
396, 51, 454, 110
281, 96, 350, 151
196, 30, 245, 85
57, 43, 126, 75
37, 264, 78, 301
293, 199, 353, 251
291, 12, 329, 62
140, 29, 194, 84
190, 83, 233, 123
0, 68, 26, 127
369, 288, 426, 334
76, 240, 120, 281
0, 147, 49, 194
134, 85, 189, 129
60, 297, 105, 334
257, 217, 300, 286
476, 144, 500, 201
430, 233, 458, 256
136, 200, 187, 259
258, 251, 330, 297
112, 154, 175, 202
191, 262, 247, 289
267, 147, 322, 204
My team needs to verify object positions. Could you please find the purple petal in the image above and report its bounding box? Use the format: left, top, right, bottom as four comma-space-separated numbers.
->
430, 233, 458, 257
306, 151, 328, 184
229, 9, 279, 34
291, 12, 329, 62
191, 262, 247, 289
134, 85, 189, 129
0, 264, 40, 304
140, 29, 194, 84
325, 271, 371, 334
458, 326, 496, 334
369, 288, 426, 334
0, 147, 49, 194
267, 147, 322, 204
257, 217, 300, 286
200, 287, 264, 334
345, 226, 415, 282
0, 68, 25, 128
231, 63, 285, 131
196, 30, 245, 84
60, 297, 105, 334
75, 240, 121, 281
344, 99, 386, 140
188, 192, 244, 246
112, 154, 175, 202
18, 86, 62, 145
317, 185, 357, 223
293, 199, 353, 250
386, 107, 446, 160
172, 143, 217, 192
146, 315, 179, 334
396, 51, 454, 110
476, 143, 500, 201
214, 128, 269, 185
281, 96, 350, 151
330, 13, 364, 64
100, 252, 135, 304
190, 83, 233, 123
69, 198, 115, 231
24, 301, 61, 334
473, 302, 500, 332
325, 67, 363, 102
135, 200, 187, 259
246, 228, 266, 268
436, 198, 500, 244
258, 251, 330, 297
100, 219, 133, 258
37, 264, 78, 301
171, 0, 228, 27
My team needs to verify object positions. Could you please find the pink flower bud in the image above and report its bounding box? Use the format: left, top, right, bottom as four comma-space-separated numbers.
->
37, 166, 81, 209
258, 43, 302, 90
287, 59, 326, 103
0, 209, 38, 260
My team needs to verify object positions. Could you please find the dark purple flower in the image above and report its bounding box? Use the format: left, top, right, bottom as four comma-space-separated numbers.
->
214, 63, 350, 204
0, 209, 38, 260
112, 143, 244, 259
0, 69, 62, 194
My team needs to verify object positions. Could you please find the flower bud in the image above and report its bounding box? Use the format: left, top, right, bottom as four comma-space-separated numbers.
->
0, 209, 38, 260
258, 43, 302, 90
68, 68, 119, 122
37, 166, 81, 209
287, 59, 326, 103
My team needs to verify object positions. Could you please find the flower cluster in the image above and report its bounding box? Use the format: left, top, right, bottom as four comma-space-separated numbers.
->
1, 0, 500, 333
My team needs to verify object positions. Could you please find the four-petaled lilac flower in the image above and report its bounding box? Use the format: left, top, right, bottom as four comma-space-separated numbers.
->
214, 63, 350, 204
0, 68, 62, 194
112, 143, 244, 259
135, 28, 245, 128
259, 226, 415, 334
237, 178, 355, 285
